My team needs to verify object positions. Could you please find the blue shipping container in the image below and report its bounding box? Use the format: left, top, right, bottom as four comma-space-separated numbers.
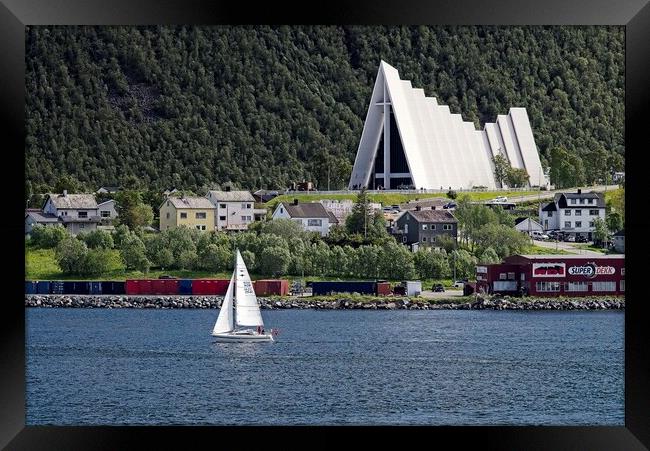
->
63, 281, 75, 294
50, 281, 64, 294
100, 281, 126, 295
311, 281, 376, 296
36, 281, 50, 294
89, 282, 102, 294
73, 282, 90, 295
25, 281, 37, 294
179, 279, 193, 295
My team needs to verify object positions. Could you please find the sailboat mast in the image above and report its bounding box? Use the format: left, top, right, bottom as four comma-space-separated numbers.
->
232, 250, 237, 327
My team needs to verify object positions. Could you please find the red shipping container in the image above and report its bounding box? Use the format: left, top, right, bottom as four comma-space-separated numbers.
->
126, 279, 153, 295
254, 279, 289, 296
376, 282, 392, 296
192, 279, 230, 295
151, 279, 179, 295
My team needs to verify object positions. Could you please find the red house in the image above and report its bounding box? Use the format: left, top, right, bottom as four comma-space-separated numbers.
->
475, 254, 624, 297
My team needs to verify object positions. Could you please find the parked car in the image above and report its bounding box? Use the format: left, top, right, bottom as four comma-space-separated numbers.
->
443, 202, 457, 209
158, 275, 178, 279
531, 230, 550, 240
433, 284, 445, 292
492, 196, 508, 203
564, 234, 576, 242
575, 235, 588, 243
452, 280, 465, 288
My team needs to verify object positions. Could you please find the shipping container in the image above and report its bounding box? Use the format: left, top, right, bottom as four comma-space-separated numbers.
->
70, 281, 90, 295
50, 281, 65, 294
376, 281, 392, 296
192, 279, 229, 295
125, 279, 153, 295
101, 281, 126, 295
89, 282, 102, 295
151, 279, 179, 295
405, 281, 422, 296
25, 281, 37, 294
179, 279, 193, 295
36, 281, 50, 294
253, 279, 289, 296
311, 281, 376, 296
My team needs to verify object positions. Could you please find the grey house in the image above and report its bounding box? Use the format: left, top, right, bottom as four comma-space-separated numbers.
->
393, 207, 458, 249
42, 191, 101, 235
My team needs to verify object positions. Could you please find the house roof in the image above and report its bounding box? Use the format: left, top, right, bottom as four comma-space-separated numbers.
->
541, 201, 557, 212
164, 197, 216, 209
97, 186, 119, 192
97, 200, 115, 207
327, 211, 339, 224
46, 193, 97, 209
207, 190, 255, 202
406, 209, 457, 223
280, 202, 330, 219
514, 217, 527, 225
25, 210, 59, 223
557, 192, 605, 208
400, 198, 448, 210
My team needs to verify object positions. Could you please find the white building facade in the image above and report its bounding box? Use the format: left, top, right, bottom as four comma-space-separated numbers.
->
206, 190, 266, 231
348, 61, 545, 190
538, 190, 606, 239
272, 201, 332, 236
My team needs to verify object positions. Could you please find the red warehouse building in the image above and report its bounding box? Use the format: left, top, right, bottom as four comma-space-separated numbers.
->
475, 254, 624, 297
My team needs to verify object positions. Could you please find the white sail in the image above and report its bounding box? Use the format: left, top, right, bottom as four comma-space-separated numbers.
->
212, 273, 235, 334
234, 250, 264, 327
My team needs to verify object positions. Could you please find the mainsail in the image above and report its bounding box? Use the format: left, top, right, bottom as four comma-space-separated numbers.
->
234, 250, 264, 327
212, 273, 234, 334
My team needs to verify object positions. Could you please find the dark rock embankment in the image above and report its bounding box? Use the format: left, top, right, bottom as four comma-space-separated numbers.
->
25, 295, 624, 310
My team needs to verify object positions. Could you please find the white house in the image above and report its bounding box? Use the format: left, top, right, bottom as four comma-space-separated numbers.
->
25, 209, 61, 236
538, 189, 606, 240
272, 200, 332, 236
514, 217, 543, 235
206, 190, 266, 231
42, 191, 101, 235
97, 200, 118, 221
319, 199, 381, 223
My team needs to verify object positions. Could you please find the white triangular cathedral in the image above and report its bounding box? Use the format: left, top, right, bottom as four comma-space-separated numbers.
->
348, 61, 545, 190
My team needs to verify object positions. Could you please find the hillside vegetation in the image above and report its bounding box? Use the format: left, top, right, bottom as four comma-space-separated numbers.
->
25, 26, 624, 193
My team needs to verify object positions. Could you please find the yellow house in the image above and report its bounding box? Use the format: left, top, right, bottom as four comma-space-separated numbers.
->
159, 197, 216, 232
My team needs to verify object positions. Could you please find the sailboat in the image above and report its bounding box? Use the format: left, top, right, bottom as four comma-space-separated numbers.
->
211, 249, 277, 342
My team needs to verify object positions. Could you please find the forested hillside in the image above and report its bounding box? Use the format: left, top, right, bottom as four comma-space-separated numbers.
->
25, 25, 624, 193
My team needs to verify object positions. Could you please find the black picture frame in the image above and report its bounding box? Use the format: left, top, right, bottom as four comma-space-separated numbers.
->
2, 0, 648, 448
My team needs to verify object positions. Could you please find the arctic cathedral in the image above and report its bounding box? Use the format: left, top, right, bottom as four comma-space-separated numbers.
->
348, 61, 545, 190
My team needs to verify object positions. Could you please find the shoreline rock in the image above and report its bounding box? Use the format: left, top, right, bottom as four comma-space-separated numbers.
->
24, 295, 625, 311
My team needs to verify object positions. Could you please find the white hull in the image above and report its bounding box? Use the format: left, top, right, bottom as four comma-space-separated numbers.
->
212, 331, 274, 343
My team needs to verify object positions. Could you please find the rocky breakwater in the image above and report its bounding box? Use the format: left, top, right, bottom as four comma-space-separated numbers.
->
25, 295, 624, 310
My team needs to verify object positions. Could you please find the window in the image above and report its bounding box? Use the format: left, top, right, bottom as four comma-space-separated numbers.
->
196, 212, 207, 219
499, 273, 507, 280
443, 224, 452, 230
571, 199, 576, 204
507, 272, 515, 280
180, 212, 187, 219
79, 224, 85, 229
247, 204, 252, 209
575, 221, 582, 228
565, 210, 571, 216
579, 199, 585, 204
241, 216, 247, 221
564, 221, 571, 228
566, 282, 588, 292
592, 281, 616, 292
247, 216, 252, 221
430, 224, 436, 230
589, 210, 599, 215
404, 224, 408, 233
536, 281, 561, 292
547, 211, 553, 217
307, 219, 322, 227
575, 210, 581, 216
589, 221, 594, 228
280, 208, 283, 214
241, 203, 247, 209
422, 236, 427, 242
620, 280, 625, 292
101, 210, 110, 218
78, 211, 88, 218
219, 216, 226, 221
402, 235, 407, 243
166, 212, 170, 219
588, 199, 593, 204
220, 204, 226, 209
422, 224, 427, 230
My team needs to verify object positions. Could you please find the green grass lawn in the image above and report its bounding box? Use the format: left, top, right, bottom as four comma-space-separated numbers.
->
265, 190, 539, 210
525, 244, 574, 255
573, 243, 607, 253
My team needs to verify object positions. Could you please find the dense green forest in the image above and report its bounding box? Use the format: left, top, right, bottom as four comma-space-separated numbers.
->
25, 25, 624, 193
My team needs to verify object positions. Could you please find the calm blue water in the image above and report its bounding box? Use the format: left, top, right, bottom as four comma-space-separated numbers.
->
26, 309, 623, 425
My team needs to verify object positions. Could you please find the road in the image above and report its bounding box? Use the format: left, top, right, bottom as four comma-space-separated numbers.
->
531, 239, 606, 256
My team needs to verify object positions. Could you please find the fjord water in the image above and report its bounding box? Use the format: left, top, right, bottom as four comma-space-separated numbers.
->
26, 309, 623, 425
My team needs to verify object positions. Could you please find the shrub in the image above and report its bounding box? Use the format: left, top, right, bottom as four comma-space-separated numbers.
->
447, 190, 457, 199
31, 225, 68, 248
79, 229, 114, 249
55, 237, 88, 274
